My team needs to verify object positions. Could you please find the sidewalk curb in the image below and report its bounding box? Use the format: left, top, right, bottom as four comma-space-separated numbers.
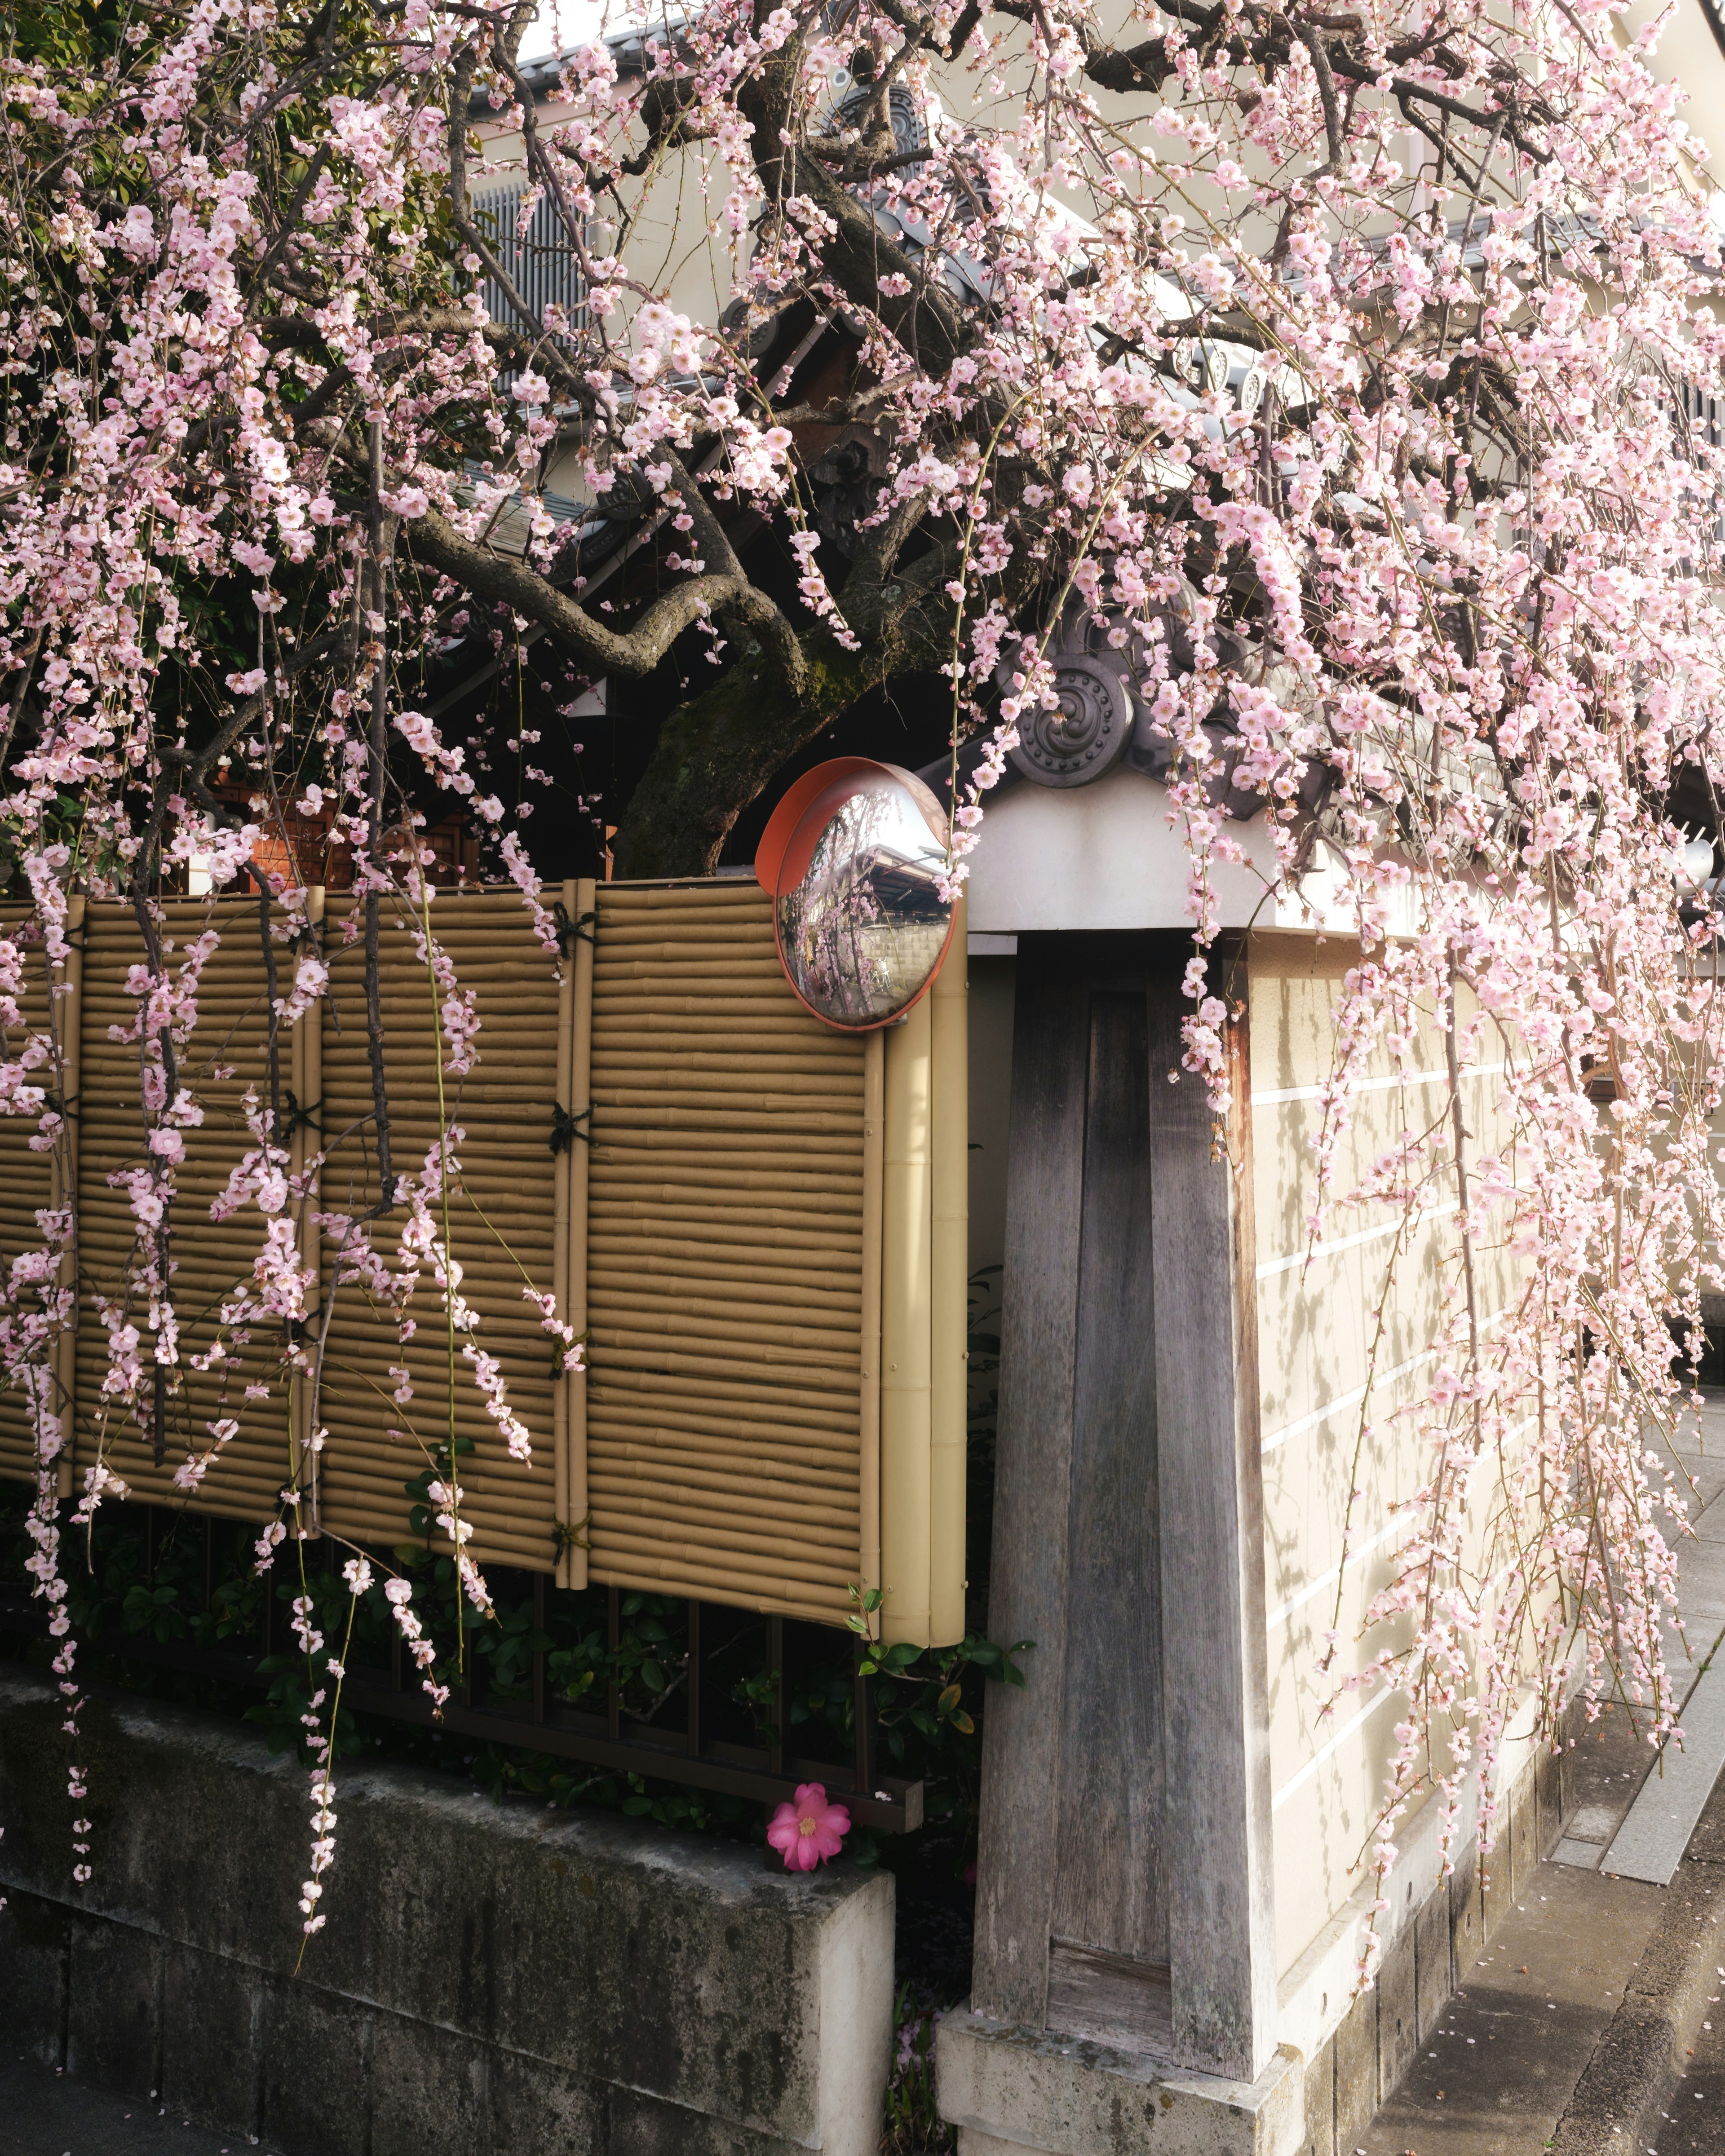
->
1551, 1777, 1725, 2155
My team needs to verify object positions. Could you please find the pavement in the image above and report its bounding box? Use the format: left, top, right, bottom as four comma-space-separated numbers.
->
1360, 1744, 1667, 2156
0, 2053, 270, 2154
1655, 1970, 1725, 2156
1363, 1400, 1725, 2156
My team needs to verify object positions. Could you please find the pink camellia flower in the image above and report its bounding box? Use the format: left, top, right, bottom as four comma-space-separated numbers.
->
767, 1784, 850, 1872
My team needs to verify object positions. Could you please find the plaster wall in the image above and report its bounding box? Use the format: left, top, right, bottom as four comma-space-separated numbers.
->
962, 769, 1435, 940
1248, 932, 1531, 1990
964, 768, 1282, 934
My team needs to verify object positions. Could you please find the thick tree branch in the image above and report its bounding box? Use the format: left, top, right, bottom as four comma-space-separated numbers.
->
845, 486, 933, 598
405, 505, 765, 676
613, 535, 971, 878
659, 447, 808, 698
1297, 22, 1345, 171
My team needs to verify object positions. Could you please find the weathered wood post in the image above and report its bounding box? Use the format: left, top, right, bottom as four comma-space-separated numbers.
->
938, 913, 1298, 2150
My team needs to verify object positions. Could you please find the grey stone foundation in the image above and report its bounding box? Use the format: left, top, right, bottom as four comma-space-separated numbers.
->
0, 1667, 893, 2156
1296, 1742, 1564, 2156
936, 1741, 1563, 2156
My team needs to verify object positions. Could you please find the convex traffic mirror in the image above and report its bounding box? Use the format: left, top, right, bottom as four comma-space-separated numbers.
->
755, 757, 958, 1031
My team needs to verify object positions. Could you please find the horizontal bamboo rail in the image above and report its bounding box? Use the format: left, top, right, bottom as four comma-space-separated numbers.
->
587, 1440, 862, 1487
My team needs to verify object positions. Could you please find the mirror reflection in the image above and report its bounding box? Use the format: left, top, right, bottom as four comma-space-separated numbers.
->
775, 772, 955, 1028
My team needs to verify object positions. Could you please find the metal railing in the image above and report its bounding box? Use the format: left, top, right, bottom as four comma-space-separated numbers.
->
0, 1506, 922, 1832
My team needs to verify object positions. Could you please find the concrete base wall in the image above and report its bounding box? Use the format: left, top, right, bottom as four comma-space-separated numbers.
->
939, 2013, 1306, 2156
938, 1740, 1562, 2156
0, 1669, 894, 2156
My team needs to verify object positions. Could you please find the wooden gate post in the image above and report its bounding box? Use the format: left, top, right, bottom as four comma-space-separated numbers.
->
1145, 937, 1278, 2081
964, 932, 1280, 2096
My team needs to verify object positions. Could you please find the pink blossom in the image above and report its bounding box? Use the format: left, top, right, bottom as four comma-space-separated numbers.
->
767, 1784, 851, 1871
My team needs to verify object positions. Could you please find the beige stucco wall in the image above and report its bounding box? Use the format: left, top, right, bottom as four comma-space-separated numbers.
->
1250, 929, 1527, 1980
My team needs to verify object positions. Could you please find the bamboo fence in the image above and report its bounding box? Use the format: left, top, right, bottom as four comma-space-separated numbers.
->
0, 883, 968, 1640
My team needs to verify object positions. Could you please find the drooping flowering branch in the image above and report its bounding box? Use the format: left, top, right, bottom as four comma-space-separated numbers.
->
0, 0, 1722, 1960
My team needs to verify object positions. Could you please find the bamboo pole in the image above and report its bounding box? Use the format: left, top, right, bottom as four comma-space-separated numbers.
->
592, 1075, 863, 1102
588, 1283, 865, 1337
880, 994, 933, 1647
583, 998, 819, 1023
564, 876, 596, 1589
315, 1454, 553, 1498
589, 1183, 866, 1209
599, 885, 768, 908
591, 1418, 859, 1457
582, 1109, 864, 1136
594, 927, 792, 951
587, 1339, 861, 1384
553, 879, 575, 1590
589, 1016, 856, 1043
593, 1365, 860, 1416
51, 893, 84, 1499
588, 1162, 858, 1195
859, 1029, 885, 1613
589, 1056, 860, 1082
587, 1487, 861, 1537
292, 889, 325, 1536
929, 894, 969, 1647
591, 1216, 862, 1250
588, 1440, 861, 1484
584, 1249, 863, 1295
589, 1542, 857, 1595
592, 957, 786, 980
